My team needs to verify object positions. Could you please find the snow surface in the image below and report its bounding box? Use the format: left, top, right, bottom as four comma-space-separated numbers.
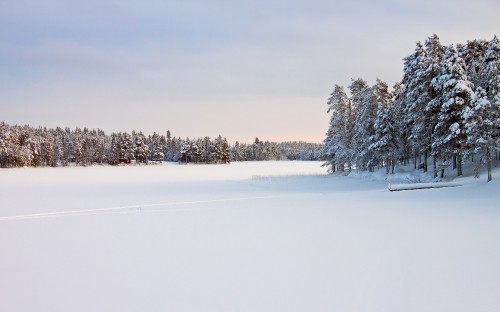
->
1, 161, 499, 312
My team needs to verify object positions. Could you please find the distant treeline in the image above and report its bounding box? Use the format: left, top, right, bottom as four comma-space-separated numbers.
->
232, 138, 323, 161
0, 122, 323, 168
323, 34, 499, 181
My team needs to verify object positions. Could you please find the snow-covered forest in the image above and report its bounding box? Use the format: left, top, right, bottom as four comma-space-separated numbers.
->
323, 34, 500, 181
232, 138, 323, 161
0, 122, 323, 168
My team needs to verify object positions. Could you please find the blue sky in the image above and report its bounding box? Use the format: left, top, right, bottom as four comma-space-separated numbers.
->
1, 0, 498, 143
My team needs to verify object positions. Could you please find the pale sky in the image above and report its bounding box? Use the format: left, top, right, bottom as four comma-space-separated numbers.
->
1, 0, 498, 143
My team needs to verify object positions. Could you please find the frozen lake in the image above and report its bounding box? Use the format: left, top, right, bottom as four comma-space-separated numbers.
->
1, 161, 499, 312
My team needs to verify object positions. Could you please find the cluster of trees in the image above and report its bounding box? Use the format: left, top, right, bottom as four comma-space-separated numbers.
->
324, 35, 499, 181
179, 135, 231, 164
0, 123, 323, 168
0, 123, 232, 167
232, 138, 323, 161
0, 123, 109, 168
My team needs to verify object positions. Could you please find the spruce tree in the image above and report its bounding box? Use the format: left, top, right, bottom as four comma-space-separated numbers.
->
464, 87, 498, 181
431, 45, 474, 177
323, 85, 351, 172
350, 78, 377, 171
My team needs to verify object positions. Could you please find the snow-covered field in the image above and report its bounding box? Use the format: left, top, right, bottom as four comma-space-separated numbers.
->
1, 161, 499, 312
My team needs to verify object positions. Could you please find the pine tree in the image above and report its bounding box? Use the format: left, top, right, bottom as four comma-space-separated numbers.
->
403, 41, 432, 170
462, 39, 489, 87
482, 35, 500, 110
431, 44, 475, 177
108, 133, 120, 165
323, 85, 351, 172
221, 137, 231, 164
468, 35, 500, 181
61, 129, 73, 166
423, 35, 446, 177
369, 80, 397, 173
120, 132, 135, 162
134, 132, 149, 164
350, 78, 377, 171
153, 147, 164, 163
180, 139, 191, 163
464, 87, 499, 181
391, 82, 407, 167
149, 133, 164, 163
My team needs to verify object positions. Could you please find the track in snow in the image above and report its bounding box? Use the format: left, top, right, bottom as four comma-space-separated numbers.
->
0, 195, 283, 222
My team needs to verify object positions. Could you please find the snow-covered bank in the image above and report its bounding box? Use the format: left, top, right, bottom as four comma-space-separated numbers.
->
1, 162, 499, 312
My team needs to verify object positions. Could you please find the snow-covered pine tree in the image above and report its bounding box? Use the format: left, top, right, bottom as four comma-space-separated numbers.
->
251, 137, 261, 161
462, 39, 489, 88
121, 132, 135, 163
180, 139, 191, 163
478, 35, 500, 176
189, 140, 201, 164
323, 85, 351, 172
146, 132, 165, 162
214, 135, 225, 164
464, 87, 499, 181
134, 132, 149, 164
221, 137, 231, 164
108, 133, 120, 165
9, 126, 34, 167
419, 35, 446, 177
72, 128, 84, 166
350, 78, 377, 171
51, 128, 62, 166
30, 128, 43, 167
402, 41, 432, 170
232, 141, 241, 161
0, 122, 11, 167
431, 44, 475, 177
149, 133, 164, 163
153, 147, 164, 163
95, 129, 108, 165
81, 135, 94, 166
391, 82, 407, 167
482, 36, 500, 111
369, 79, 397, 173
39, 130, 59, 167
60, 128, 72, 166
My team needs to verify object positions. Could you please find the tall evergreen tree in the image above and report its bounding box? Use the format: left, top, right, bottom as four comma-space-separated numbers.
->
464, 87, 499, 181
369, 79, 397, 173
482, 36, 500, 108
431, 45, 475, 177
134, 132, 149, 164
323, 85, 351, 172
350, 78, 377, 171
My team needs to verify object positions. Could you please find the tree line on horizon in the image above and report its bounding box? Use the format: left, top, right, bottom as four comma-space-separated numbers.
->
323, 34, 499, 181
0, 122, 323, 168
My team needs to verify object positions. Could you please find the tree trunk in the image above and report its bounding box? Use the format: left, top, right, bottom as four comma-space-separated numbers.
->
424, 150, 428, 172
457, 155, 462, 176
487, 148, 492, 182
433, 157, 438, 179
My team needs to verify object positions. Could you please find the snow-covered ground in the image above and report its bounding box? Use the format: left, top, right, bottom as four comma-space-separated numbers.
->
1, 161, 499, 312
